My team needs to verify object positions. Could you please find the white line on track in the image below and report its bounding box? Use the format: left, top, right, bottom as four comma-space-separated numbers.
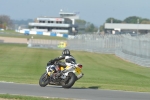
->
0, 81, 14, 83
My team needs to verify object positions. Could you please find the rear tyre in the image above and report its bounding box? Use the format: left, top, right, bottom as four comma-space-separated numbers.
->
39, 72, 50, 87
62, 72, 76, 88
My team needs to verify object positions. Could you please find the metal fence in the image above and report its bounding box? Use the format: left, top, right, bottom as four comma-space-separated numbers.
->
28, 39, 64, 49
28, 33, 150, 67
67, 34, 122, 53
116, 34, 150, 67
67, 33, 150, 67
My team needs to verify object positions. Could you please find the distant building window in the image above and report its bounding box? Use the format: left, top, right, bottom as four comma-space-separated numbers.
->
56, 21, 62, 23
60, 14, 75, 17
48, 21, 54, 23
39, 20, 45, 23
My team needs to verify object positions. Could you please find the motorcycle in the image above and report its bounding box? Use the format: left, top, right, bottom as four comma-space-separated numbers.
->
39, 61, 84, 88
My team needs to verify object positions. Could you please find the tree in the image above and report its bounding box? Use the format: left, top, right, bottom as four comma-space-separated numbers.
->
123, 16, 142, 23
99, 24, 104, 32
85, 23, 97, 32
106, 17, 122, 23
75, 20, 98, 33
141, 20, 150, 24
75, 19, 86, 25
75, 19, 86, 30
140, 18, 150, 24
0, 15, 13, 29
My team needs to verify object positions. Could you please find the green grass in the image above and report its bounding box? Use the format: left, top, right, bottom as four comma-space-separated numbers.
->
0, 94, 72, 100
0, 43, 150, 92
0, 30, 66, 40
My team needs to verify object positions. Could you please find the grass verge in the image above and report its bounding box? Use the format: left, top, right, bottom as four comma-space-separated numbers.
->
0, 94, 72, 100
0, 43, 150, 92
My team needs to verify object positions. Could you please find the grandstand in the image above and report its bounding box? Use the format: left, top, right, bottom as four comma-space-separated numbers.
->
18, 9, 80, 38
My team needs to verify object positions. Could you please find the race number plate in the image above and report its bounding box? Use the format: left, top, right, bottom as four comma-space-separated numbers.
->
75, 67, 81, 74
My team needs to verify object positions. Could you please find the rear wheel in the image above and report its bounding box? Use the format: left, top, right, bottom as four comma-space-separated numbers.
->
39, 72, 50, 87
62, 72, 77, 88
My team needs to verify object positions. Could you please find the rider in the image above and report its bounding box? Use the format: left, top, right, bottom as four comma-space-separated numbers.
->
47, 49, 76, 77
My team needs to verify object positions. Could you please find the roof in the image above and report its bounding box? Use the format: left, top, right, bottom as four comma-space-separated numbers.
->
105, 23, 150, 30
59, 11, 76, 15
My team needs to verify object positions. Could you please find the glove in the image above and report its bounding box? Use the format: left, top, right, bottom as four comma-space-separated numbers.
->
47, 59, 55, 66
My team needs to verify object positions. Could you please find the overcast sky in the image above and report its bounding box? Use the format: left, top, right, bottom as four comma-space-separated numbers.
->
1, 0, 150, 26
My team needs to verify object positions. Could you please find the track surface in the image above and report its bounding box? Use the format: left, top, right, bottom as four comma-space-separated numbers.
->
0, 82, 150, 100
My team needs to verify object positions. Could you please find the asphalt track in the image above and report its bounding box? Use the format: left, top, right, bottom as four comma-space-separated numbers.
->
0, 82, 150, 100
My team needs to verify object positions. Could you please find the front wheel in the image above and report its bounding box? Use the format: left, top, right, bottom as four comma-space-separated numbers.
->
39, 72, 50, 87
61, 72, 77, 88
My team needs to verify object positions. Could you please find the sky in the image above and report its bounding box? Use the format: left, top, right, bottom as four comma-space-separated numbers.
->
0, 0, 150, 26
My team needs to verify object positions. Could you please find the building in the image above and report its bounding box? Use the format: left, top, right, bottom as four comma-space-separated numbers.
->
105, 23, 150, 34
28, 9, 79, 36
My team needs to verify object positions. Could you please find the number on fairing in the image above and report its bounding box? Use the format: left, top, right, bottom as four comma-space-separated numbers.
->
75, 67, 81, 74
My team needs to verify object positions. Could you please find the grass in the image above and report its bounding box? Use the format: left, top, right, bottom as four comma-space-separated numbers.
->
0, 43, 150, 92
0, 30, 66, 40
0, 94, 72, 100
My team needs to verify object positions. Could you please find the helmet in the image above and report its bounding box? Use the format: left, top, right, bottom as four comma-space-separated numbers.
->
62, 49, 70, 56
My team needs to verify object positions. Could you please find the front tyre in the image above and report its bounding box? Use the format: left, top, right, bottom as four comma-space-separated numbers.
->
39, 72, 50, 87
62, 72, 77, 88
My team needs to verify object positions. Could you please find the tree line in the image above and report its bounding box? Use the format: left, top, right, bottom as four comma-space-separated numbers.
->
0, 15, 33, 30
1, 15, 150, 33
0, 15, 13, 29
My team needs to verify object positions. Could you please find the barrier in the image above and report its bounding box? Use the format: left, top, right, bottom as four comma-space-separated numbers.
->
67, 33, 150, 67
0, 28, 4, 31
18, 30, 69, 38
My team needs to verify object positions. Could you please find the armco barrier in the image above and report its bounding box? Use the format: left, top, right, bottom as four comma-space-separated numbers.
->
37, 31, 43, 35
50, 32, 57, 37
0, 28, 4, 31
18, 30, 68, 38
